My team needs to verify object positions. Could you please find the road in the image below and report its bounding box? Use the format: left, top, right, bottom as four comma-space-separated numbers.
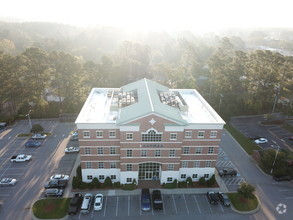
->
221, 130, 292, 220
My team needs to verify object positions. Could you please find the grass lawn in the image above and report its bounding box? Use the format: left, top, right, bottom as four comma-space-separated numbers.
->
17, 133, 31, 137
228, 193, 258, 211
224, 124, 261, 155
32, 198, 70, 219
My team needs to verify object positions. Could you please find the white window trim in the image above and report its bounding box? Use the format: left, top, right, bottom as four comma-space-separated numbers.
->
96, 131, 103, 138
170, 133, 177, 140
109, 131, 116, 138
197, 131, 205, 138
83, 131, 90, 138
126, 133, 133, 140
210, 131, 217, 138
185, 131, 192, 138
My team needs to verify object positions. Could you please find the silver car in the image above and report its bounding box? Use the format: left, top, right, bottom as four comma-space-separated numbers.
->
0, 178, 17, 186
65, 146, 80, 153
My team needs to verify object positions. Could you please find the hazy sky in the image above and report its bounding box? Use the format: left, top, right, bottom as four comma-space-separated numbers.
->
1, 0, 292, 30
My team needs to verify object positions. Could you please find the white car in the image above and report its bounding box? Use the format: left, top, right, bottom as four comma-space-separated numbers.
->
31, 133, 47, 139
0, 178, 17, 186
94, 193, 103, 211
65, 146, 80, 153
254, 138, 268, 144
50, 174, 70, 181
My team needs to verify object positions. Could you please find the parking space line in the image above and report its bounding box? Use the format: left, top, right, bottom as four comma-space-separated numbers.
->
91, 206, 94, 217
219, 203, 225, 212
172, 194, 178, 214
128, 196, 130, 216
162, 195, 166, 215
205, 196, 213, 214
193, 195, 201, 214
140, 195, 142, 215
116, 196, 118, 216
0, 194, 10, 196
183, 194, 189, 214
103, 196, 107, 217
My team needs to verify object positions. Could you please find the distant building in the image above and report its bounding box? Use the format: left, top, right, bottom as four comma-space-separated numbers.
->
75, 78, 225, 184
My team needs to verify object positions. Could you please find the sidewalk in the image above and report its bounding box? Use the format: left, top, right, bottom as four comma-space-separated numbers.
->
66, 154, 230, 197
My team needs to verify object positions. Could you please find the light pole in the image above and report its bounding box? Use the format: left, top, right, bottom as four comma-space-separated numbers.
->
270, 140, 280, 174
218, 94, 224, 113
25, 110, 32, 130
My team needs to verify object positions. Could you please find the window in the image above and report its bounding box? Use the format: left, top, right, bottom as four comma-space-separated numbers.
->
85, 147, 91, 154
96, 131, 103, 138
210, 131, 217, 138
98, 162, 104, 168
205, 161, 212, 167
126, 178, 132, 183
110, 162, 116, 168
181, 174, 186, 179
197, 131, 205, 138
182, 161, 188, 168
167, 177, 173, 182
126, 133, 133, 140
86, 162, 92, 169
204, 174, 209, 178
83, 131, 90, 138
195, 147, 202, 154
110, 147, 116, 154
126, 164, 132, 171
99, 175, 105, 180
167, 164, 174, 171
126, 149, 132, 157
169, 149, 175, 157
185, 131, 192, 138
87, 175, 93, 180
193, 161, 200, 168
141, 149, 147, 157
109, 131, 116, 138
155, 149, 161, 157
142, 129, 162, 142
183, 147, 189, 154
110, 175, 116, 180
97, 147, 103, 154
170, 133, 177, 140
192, 174, 198, 178
208, 147, 214, 154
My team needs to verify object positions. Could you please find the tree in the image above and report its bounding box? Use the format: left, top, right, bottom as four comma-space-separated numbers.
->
237, 182, 255, 199
30, 124, 44, 133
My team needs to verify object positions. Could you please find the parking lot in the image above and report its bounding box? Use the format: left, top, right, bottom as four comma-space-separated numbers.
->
67, 193, 233, 219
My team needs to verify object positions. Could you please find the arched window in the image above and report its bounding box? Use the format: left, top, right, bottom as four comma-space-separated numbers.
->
141, 129, 162, 142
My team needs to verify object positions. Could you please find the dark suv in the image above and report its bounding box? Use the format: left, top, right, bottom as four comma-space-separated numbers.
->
152, 190, 163, 210
68, 193, 83, 215
206, 191, 219, 205
141, 188, 151, 211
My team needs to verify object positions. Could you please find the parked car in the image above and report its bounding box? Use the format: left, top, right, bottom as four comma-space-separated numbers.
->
218, 168, 238, 177
217, 192, 231, 207
68, 193, 83, 215
44, 179, 68, 189
273, 175, 293, 181
65, 146, 80, 153
70, 131, 78, 141
0, 122, 8, 129
0, 178, 17, 186
94, 193, 103, 211
11, 154, 32, 162
44, 188, 63, 197
25, 140, 41, 148
206, 191, 219, 205
254, 138, 268, 144
50, 174, 70, 181
81, 193, 93, 214
141, 188, 151, 211
152, 190, 163, 210
31, 133, 47, 140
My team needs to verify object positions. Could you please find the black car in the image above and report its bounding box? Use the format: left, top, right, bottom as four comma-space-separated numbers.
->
68, 193, 83, 215
152, 190, 163, 210
273, 176, 293, 181
206, 191, 219, 205
217, 192, 231, 207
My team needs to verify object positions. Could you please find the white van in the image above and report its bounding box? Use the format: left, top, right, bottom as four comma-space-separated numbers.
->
80, 193, 93, 214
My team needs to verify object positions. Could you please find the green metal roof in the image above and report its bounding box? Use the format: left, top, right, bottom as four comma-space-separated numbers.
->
116, 78, 187, 125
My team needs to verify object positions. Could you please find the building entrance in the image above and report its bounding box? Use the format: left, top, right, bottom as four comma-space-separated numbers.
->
138, 163, 160, 180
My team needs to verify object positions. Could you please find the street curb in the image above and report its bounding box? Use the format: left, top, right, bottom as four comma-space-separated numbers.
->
230, 194, 261, 215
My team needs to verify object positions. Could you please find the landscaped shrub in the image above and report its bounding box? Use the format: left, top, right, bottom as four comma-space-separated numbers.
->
72, 176, 81, 189
199, 177, 206, 186
122, 183, 135, 190
113, 182, 121, 188
178, 181, 186, 188
104, 177, 113, 188
206, 174, 216, 187
237, 182, 255, 199
76, 165, 82, 178
30, 124, 44, 133
92, 177, 100, 188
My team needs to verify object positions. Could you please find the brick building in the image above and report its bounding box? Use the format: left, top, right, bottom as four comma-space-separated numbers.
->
75, 78, 225, 184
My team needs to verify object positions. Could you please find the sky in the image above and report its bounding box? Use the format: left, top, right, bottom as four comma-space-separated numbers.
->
1, 0, 292, 31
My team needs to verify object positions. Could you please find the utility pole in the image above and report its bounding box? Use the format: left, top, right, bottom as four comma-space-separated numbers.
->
270, 140, 280, 174
26, 110, 32, 130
